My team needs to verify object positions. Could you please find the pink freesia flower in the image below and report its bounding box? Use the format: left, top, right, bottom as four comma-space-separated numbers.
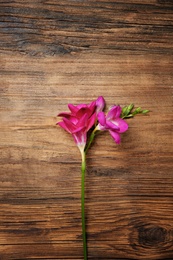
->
57, 96, 105, 151
97, 105, 128, 144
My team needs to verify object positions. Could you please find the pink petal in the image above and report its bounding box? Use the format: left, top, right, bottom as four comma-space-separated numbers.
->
86, 101, 96, 118
106, 120, 120, 131
69, 116, 78, 125
76, 107, 88, 118
62, 117, 76, 133
58, 121, 71, 133
111, 118, 128, 133
107, 105, 121, 120
58, 111, 79, 124
97, 112, 106, 130
86, 113, 96, 131
109, 130, 121, 144
97, 112, 106, 126
76, 104, 87, 110
58, 112, 71, 117
76, 113, 88, 128
88, 100, 96, 112
96, 96, 105, 113
68, 104, 78, 114
72, 125, 85, 134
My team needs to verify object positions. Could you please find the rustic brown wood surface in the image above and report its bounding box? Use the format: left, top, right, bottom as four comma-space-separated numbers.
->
0, 1, 173, 259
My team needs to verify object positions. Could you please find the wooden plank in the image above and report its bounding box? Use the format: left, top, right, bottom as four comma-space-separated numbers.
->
0, 0, 173, 259
0, 1, 173, 55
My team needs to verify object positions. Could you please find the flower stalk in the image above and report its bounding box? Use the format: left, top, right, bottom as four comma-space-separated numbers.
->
81, 150, 87, 260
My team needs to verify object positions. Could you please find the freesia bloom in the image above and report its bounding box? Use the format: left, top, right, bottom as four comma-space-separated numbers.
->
97, 105, 128, 144
57, 96, 105, 151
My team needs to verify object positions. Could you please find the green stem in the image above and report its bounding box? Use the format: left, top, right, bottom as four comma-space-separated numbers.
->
81, 151, 87, 260
80, 127, 99, 259
85, 128, 98, 154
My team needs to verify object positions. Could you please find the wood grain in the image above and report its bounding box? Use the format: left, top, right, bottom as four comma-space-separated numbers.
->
0, 0, 173, 259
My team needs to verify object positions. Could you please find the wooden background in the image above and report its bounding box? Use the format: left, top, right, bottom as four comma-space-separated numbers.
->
0, 1, 173, 259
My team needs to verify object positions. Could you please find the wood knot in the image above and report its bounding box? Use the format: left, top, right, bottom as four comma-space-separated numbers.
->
138, 225, 167, 247
129, 220, 173, 254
